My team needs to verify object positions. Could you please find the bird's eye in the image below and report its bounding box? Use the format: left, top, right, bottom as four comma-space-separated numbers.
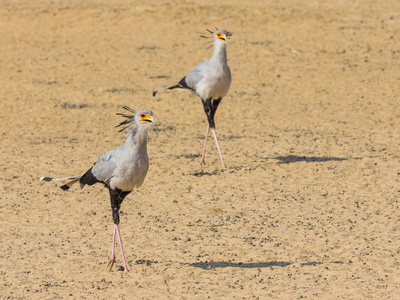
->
140, 113, 145, 118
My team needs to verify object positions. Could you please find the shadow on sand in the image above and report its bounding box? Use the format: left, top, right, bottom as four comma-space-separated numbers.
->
187, 260, 344, 270
187, 261, 292, 270
274, 155, 347, 164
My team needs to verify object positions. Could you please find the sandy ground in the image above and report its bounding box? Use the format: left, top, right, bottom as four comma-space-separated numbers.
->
1, 0, 400, 298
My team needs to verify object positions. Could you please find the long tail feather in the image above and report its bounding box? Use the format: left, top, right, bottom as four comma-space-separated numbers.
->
153, 83, 185, 97
40, 174, 82, 182
153, 87, 167, 97
60, 178, 81, 191
40, 174, 83, 191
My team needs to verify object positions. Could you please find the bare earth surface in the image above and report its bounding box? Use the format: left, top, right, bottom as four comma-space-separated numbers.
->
1, 0, 399, 298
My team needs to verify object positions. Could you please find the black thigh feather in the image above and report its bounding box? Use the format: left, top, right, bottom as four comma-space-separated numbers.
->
80, 167, 101, 188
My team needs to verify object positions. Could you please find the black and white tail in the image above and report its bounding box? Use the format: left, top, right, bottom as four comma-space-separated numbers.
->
40, 174, 83, 191
152, 76, 193, 97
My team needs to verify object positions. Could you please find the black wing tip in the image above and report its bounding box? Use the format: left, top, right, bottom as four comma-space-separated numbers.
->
152, 91, 157, 97
60, 185, 69, 191
41, 177, 53, 182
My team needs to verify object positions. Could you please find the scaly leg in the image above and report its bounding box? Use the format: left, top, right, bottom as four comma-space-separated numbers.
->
115, 224, 130, 274
108, 225, 117, 271
202, 98, 226, 168
108, 188, 131, 274
200, 124, 210, 165
211, 128, 226, 168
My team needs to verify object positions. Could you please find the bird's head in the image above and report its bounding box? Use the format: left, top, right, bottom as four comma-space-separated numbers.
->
116, 106, 155, 132
136, 110, 155, 126
201, 28, 232, 44
215, 29, 231, 43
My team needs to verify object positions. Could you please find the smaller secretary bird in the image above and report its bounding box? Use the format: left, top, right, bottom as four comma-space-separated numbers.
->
153, 28, 232, 168
41, 106, 155, 274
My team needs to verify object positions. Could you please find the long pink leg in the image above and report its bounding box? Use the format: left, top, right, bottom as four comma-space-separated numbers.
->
108, 225, 117, 271
108, 224, 130, 274
211, 128, 226, 168
115, 224, 130, 274
200, 124, 210, 165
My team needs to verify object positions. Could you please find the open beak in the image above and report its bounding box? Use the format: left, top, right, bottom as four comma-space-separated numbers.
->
217, 34, 226, 42
141, 114, 155, 125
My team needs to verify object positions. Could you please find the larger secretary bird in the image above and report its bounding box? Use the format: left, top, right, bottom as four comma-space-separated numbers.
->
153, 29, 232, 168
40, 106, 155, 274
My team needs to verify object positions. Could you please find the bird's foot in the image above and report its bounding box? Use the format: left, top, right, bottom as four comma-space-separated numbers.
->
108, 256, 116, 271
108, 257, 130, 274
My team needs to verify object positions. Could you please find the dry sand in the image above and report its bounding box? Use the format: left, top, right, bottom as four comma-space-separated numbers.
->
1, 0, 399, 298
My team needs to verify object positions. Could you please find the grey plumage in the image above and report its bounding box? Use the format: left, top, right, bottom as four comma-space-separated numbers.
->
42, 107, 154, 192
40, 107, 155, 274
153, 29, 232, 168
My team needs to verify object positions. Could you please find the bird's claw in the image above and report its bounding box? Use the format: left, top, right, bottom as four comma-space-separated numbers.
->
108, 257, 130, 274
108, 256, 116, 271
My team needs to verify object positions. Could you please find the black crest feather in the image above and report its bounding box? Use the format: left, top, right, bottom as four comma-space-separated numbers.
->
201, 28, 232, 39
115, 106, 136, 132
200, 28, 214, 39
